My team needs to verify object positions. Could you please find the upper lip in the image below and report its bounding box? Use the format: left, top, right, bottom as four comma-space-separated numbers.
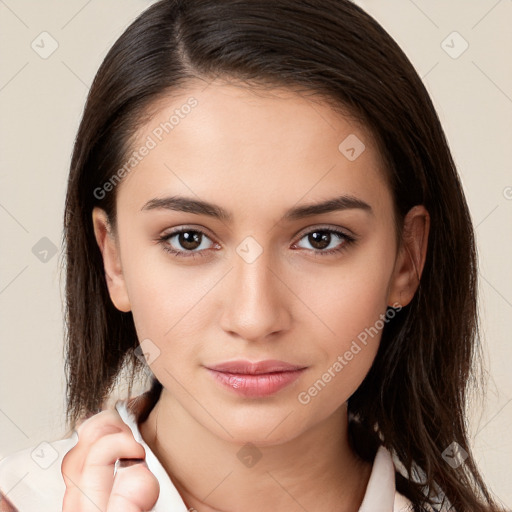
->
206, 360, 306, 375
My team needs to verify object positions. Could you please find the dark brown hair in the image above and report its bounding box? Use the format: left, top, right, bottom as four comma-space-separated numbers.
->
62, 1, 504, 510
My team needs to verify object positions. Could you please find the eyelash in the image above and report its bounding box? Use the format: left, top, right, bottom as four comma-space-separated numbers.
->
156, 226, 356, 260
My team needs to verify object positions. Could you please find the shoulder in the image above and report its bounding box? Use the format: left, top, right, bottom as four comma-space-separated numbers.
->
0, 432, 78, 511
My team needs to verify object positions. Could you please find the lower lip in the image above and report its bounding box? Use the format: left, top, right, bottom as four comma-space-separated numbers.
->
206, 368, 306, 398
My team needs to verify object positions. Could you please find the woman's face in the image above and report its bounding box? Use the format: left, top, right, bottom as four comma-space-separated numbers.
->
93, 80, 425, 445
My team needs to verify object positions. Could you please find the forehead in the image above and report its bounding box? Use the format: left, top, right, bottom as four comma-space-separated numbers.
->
116, 79, 390, 218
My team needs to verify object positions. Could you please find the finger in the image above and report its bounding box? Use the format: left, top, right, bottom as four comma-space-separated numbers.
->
75, 432, 146, 512
62, 431, 145, 512
63, 410, 132, 483
75, 409, 131, 442
107, 462, 160, 512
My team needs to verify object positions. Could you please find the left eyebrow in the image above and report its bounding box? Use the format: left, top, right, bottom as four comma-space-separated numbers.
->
283, 194, 373, 221
140, 194, 373, 222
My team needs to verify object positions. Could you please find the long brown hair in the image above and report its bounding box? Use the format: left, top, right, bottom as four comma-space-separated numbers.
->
61, 1, 504, 510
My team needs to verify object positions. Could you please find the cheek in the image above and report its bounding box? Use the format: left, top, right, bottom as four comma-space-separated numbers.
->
120, 222, 208, 315
296, 236, 396, 348
118, 237, 209, 352
293, 235, 396, 403
294, 283, 388, 423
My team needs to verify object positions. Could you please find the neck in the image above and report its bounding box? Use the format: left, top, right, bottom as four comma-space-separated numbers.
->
139, 389, 372, 512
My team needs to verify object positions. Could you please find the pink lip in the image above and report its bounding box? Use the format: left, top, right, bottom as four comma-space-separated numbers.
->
205, 360, 307, 398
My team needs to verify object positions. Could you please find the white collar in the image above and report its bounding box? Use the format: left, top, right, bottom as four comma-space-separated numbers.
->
115, 399, 411, 512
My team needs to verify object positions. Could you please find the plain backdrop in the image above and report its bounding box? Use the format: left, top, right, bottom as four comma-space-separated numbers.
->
0, 0, 511, 507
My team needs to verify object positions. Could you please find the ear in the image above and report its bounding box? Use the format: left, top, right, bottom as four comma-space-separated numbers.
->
92, 207, 131, 312
387, 205, 430, 308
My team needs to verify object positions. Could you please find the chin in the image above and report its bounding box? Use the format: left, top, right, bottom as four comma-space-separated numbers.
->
205, 406, 310, 448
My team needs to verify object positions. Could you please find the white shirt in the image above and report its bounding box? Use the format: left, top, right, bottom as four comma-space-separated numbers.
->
0, 399, 414, 511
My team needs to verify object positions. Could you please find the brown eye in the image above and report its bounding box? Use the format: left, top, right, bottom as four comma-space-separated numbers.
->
158, 228, 216, 259
294, 228, 355, 256
307, 231, 333, 250
174, 231, 203, 250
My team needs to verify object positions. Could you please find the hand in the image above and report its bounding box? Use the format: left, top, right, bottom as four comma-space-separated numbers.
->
61, 408, 159, 512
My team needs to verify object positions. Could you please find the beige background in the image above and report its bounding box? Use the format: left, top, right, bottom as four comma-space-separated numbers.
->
0, 0, 511, 507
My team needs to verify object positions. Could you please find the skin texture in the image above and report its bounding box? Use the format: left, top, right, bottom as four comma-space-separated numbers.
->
90, 79, 429, 511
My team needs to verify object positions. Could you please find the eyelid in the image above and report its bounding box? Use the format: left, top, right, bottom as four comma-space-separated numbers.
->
160, 224, 217, 241
294, 223, 356, 241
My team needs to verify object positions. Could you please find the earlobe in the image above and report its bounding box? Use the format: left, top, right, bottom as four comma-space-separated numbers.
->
387, 205, 430, 308
92, 207, 131, 312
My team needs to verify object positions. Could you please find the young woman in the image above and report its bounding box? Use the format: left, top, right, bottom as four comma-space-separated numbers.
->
0, 0, 506, 511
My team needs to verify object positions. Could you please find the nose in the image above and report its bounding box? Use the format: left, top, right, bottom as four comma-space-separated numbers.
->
219, 244, 292, 343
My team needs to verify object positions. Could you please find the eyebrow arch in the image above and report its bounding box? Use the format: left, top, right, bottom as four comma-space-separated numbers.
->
140, 194, 373, 222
